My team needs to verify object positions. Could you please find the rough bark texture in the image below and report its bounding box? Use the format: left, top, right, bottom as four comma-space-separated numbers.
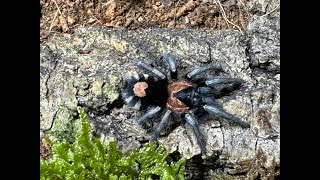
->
40, 15, 279, 179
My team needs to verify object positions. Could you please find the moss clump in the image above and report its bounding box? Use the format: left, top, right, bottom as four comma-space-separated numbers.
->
46, 104, 79, 144
40, 107, 185, 180
102, 75, 120, 103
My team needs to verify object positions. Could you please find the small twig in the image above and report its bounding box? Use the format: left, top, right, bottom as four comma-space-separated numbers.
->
238, 0, 248, 12
48, 0, 62, 34
214, 0, 244, 35
91, 15, 103, 25
51, 0, 62, 15
102, 0, 114, 8
216, 0, 230, 28
237, 0, 247, 29
70, 24, 82, 29
173, 0, 181, 27
262, 3, 280, 17
49, 10, 59, 33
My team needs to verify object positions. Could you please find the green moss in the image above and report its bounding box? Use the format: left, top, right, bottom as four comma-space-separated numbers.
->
46, 104, 79, 144
91, 78, 104, 96
41, 107, 185, 180
102, 75, 120, 103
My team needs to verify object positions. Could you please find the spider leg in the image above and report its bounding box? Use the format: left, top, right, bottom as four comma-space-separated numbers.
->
185, 112, 206, 154
123, 95, 141, 109
161, 54, 177, 82
203, 104, 250, 128
205, 78, 244, 86
133, 59, 166, 80
205, 78, 244, 98
150, 109, 172, 140
201, 97, 222, 108
186, 64, 222, 79
138, 106, 162, 128
195, 86, 223, 98
194, 86, 226, 99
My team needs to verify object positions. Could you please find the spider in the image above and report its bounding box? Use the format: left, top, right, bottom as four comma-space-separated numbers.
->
122, 54, 250, 154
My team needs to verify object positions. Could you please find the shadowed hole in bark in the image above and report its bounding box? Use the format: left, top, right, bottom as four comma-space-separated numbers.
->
254, 173, 261, 180
184, 154, 212, 180
167, 151, 183, 163
105, 96, 125, 115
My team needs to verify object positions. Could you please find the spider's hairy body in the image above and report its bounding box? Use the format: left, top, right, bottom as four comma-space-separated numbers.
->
166, 81, 193, 113
122, 54, 250, 154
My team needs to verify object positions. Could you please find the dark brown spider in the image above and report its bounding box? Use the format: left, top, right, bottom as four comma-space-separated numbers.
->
122, 54, 250, 154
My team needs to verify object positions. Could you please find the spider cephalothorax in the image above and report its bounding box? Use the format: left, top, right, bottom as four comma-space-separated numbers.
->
122, 54, 250, 154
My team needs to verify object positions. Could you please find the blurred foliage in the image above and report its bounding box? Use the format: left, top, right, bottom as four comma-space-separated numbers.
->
40, 107, 185, 180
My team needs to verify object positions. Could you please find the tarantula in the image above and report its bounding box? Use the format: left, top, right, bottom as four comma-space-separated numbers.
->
122, 54, 250, 154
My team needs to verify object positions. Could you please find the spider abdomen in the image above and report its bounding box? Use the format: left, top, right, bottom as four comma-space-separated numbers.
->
122, 73, 168, 110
